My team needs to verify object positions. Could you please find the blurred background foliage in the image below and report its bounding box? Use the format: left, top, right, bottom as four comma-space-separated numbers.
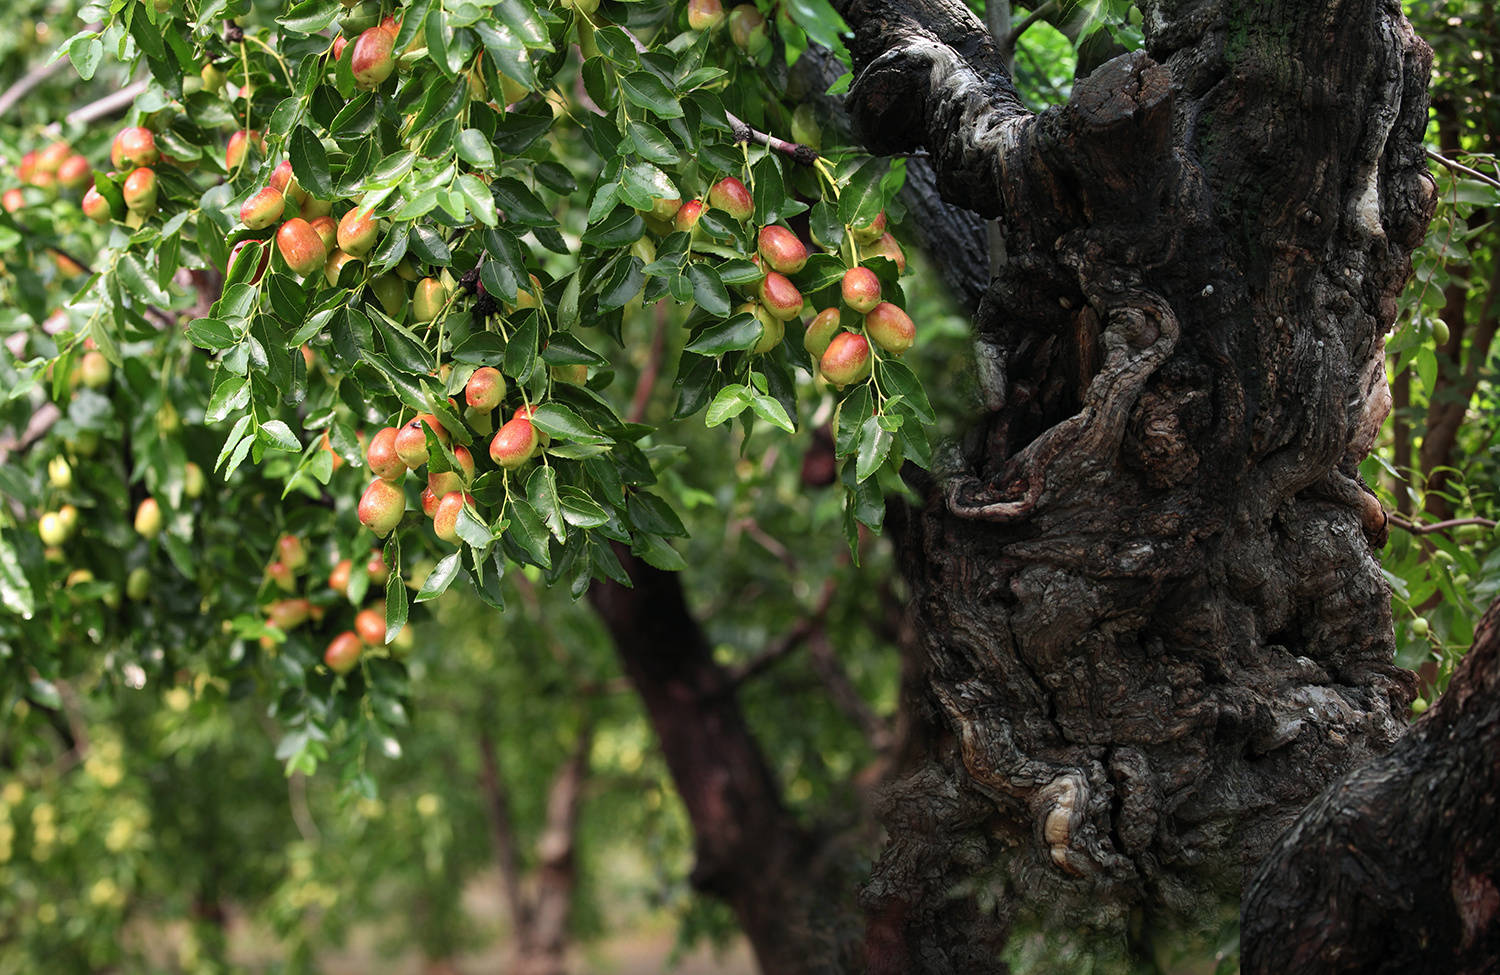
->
0, 0, 1495, 972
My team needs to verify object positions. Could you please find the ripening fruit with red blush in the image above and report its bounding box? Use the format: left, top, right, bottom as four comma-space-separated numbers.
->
337, 207, 379, 257
708, 177, 753, 221
412, 277, 447, 322
675, 199, 705, 234
324, 631, 363, 674
736, 302, 784, 355
268, 598, 312, 630
1, 189, 22, 214
841, 266, 881, 314
359, 478, 406, 536
758, 225, 808, 274
277, 534, 308, 571
871, 232, 906, 274
240, 187, 285, 229
324, 249, 360, 286
433, 491, 475, 543
123, 168, 158, 213
82, 186, 110, 224
329, 558, 353, 595
112, 127, 159, 170
266, 561, 296, 592
851, 210, 887, 244
355, 607, 386, 645
452, 445, 476, 483
688, 0, 725, 29
394, 414, 449, 469
367, 549, 392, 585
57, 155, 91, 190
225, 129, 263, 170
489, 413, 540, 469
758, 272, 804, 321
420, 483, 440, 517
466, 366, 506, 411
820, 332, 872, 388
351, 26, 397, 89
865, 301, 916, 354
428, 468, 461, 499
268, 160, 308, 205
367, 426, 406, 480
277, 218, 328, 276
333, 34, 348, 60
728, 4, 768, 52
805, 307, 842, 357
309, 215, 338, 252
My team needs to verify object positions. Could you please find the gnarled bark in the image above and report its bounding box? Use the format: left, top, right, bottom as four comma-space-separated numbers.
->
831, 0, 1436, 964
1242, 596, 1500, 973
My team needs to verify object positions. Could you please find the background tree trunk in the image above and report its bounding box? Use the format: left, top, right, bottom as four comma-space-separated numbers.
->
830, 0, 1436, 965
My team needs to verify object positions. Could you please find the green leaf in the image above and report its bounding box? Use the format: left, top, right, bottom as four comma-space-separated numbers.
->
69, 34, 103, 81
620, 71, 684, 118
527, 466, 566, 539
583, 206, 646, 247
290, 126, 333, 199
749, 389, 796, 433
385, 549, 408, 642
626, 492, 686, 536
839, 156, 888, 227
258, 419, 302, 452
686, 312, 762, 354
705, 384, 752, 427
503, 314, 538, 381
530, 404, 612, 444
117, 254, 170, 305
558, 487, 609, 528
856, 413, 893, 482
0, 532, 35, 619
632, 532, 687, 571
455, 506, 491, 548
415, 552, 462, 602
459, 174, 499, 227
877, 359, 936, 424
206, 372, 250, 422
686, 264, 731, 317
506, 498, 553, 567
456, 128, 496, 170
187, 317, 238, 350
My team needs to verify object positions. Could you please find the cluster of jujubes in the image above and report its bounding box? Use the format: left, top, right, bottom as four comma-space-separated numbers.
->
254, 532, 406, 675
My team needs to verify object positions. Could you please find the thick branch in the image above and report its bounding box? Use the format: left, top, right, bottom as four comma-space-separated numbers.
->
1243, 596, 1500, 973
477, 723, 530, 937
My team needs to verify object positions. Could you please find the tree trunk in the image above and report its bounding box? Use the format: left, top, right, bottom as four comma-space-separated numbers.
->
831, 0, 1435, 965
1241, 596, 1500, 974
588, 547, 862, 974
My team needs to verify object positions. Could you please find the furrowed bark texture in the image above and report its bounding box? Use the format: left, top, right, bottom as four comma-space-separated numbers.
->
1241, 597, 1500, 973
834, 0, 1436, 964
588, 548, 859, 975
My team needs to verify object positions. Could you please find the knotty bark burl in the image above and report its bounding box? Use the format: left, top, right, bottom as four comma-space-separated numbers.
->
1243, 595, 1500, 974
832, 0, 1437, 966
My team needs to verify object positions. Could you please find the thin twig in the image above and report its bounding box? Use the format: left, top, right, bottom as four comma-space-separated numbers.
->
0, 59, 72, 118
727, 576, 840, 687
288, 772, 321, 842
66, 80, 149, 126
1004, 0, 1058, 55
1388, 511, 1498, 535
1427, 148, 1500, 192
0, 403, 61, 466
725, 111, 820, 167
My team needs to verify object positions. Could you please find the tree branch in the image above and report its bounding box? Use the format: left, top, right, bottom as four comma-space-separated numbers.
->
477, 722, 531, 937
66, 80, 149, 126
0, 56, 74, 118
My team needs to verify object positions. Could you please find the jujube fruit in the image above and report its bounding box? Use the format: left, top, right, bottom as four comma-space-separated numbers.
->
240, 187, 285, 229
865, 301, 915, 354
708, 177, 753, 221
841, 266, 881, 314
820, 332, 872, 387
465, 366, 506, 411
758, 225, 807, 274
324, 631, 363, 674
277, 218, 328, 276
358, 478, 405, 536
